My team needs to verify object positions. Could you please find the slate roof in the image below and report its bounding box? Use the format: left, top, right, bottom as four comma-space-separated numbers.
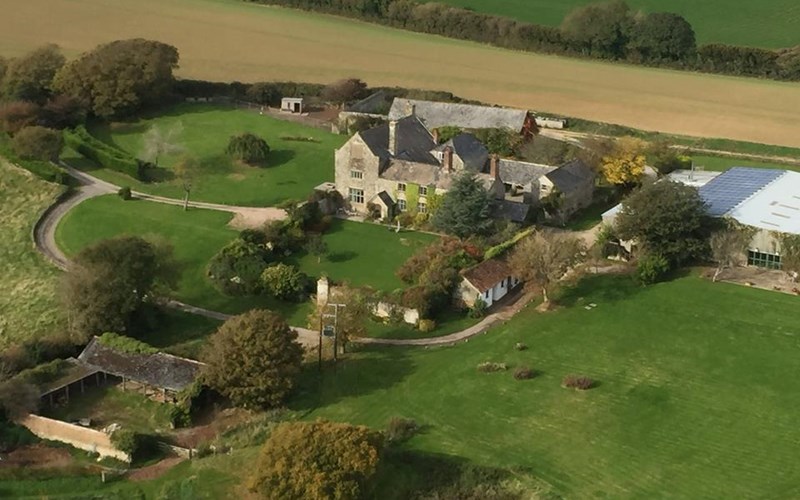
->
698, 167, 785, 217
492, 200, 531, 223
498, 159, 556, 187
359, 115, 437, 164
381, 159, 455, 189
462, 259, 513, 292
544, 159, 595, 194
372, 190, 394, 207
77, 337, 204, 392
388, 98, 529, 131
432, 133, 488, 172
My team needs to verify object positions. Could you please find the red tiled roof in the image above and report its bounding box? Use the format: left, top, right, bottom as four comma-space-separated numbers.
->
461, 259, 512, 292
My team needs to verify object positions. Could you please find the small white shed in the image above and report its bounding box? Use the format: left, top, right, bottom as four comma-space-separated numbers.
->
458, 259, 519, 308
281, 97, 304, 114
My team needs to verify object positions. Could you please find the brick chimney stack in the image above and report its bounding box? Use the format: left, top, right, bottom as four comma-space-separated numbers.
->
389, 120, 398, 156
490, 154, 499, 178
443, 146, 453, 172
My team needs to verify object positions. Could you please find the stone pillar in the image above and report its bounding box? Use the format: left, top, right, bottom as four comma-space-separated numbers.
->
317, 277, 329, 306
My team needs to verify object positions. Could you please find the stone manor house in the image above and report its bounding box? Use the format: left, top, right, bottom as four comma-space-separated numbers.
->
334, 100, 595, 223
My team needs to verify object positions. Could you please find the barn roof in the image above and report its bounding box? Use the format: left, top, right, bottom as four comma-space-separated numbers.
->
498, 159, 556, 186
544, 159, 595, 193
359, 115, 437, 164
462, 259, 513, 292
389, 98, 528, 132
77, 337, 204, 392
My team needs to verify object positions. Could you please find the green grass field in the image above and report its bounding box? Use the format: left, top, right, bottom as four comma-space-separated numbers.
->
76, 103, 346, 207
691, 154, 800, 173
0, 159, 64, 348
430, 0, 800, 49
55, 196, 436, 326
293, 274, 800, 497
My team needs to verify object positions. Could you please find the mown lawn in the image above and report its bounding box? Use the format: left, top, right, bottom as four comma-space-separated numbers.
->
68, 103, 346, 207
292, 274, 800, 497
0, 159, 64, 348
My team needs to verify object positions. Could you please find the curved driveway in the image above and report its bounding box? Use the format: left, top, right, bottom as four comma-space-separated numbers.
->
32, 162, 533, 346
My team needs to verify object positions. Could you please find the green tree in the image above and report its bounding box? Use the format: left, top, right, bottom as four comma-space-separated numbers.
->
780, 234, 800, 281
615, 180, 711, 264
647, 140, 690, 176
471, 128, 520, 156
225, 133, 270, 165
305, 233, 328, 263
173, 155, 197, 211
1, 44, 65, 103
509, 231, 585, 304
261, 263, 310, 301
61, 236, 178, 339
249, 420, 383, 500
201, 309, 304, 409
207, 238, 271, 296
561, 0, 632, 58
628, 12, 696, 62
321, 77, 368, 106
709, 225, 751, 282
431, 173, 494, 238
53, 39, 179, 118
11, 126, 63, 161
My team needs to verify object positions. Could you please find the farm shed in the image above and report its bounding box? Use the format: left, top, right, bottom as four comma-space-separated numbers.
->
281, 97, 304, 114
458, 259, 520, 308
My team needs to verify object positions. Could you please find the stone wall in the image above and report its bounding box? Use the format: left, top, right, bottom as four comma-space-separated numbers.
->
18, 414, 130, 462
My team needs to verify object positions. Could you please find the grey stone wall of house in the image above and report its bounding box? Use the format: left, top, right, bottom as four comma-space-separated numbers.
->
335, 134, 383, 212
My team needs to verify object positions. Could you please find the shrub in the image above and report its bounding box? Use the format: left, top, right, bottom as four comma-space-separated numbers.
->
469, 297, 488, 319
417, 319, 436, 333
396, 211, 415, 228
513, 367, 535, 380
110, 428, 138, 456
261, 263, 310, 301
207, 238, 271, 295
477, 362, 508, 373
168, 405, 191, 429
11, 126, 63, 161
562, 375, 595, 390
514, 342, 528, 351
386, 417, 418, 444
97, 332, 157, 354
226, 133, 270, 165
63, 125, 145, 180
118, 186, 132, 200
636, 253, 671, 285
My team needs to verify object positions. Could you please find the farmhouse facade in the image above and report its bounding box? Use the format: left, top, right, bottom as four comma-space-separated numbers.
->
334, 108, 594, 222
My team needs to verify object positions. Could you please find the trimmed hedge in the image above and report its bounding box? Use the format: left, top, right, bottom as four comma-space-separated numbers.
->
483, 227, 534, 261
63, 125, 145, 180
0, 134, 67, 184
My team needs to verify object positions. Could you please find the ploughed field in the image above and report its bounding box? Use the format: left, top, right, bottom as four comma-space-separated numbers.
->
1, 0, 800, 147
427, 0, 800, 49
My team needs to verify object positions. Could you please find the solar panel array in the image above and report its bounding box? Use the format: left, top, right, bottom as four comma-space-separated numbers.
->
698, 167, 784, 216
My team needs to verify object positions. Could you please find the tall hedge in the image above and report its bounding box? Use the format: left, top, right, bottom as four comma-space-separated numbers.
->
63, 125, 145, 180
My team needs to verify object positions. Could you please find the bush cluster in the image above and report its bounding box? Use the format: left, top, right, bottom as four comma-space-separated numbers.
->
477, 362, 508, 373
110, 429, 159, 462
636, 253, 671, 285
417, 319, 436, 333
513, 367, 535, 380
63, 125, 146, 180
385, 417, 419, 444
244, 0, 800, 82
225, 133, 270, 165
562, 375, 595, 390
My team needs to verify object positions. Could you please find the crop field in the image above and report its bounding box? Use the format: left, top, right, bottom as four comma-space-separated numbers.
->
0, 160, 64, 348
80, 103, 346, 207
428, 0, 800, 49
1, 0, 800, 148
691, 154, 800, 173
299, 274, 800, 497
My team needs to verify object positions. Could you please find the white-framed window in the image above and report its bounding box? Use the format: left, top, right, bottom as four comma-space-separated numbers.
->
397, 183, 406, 192
350, 170, 363, 179
419, 186, 428, 196
417, 202, 427, 213
397, 199, 407, 211
348, 188, 364, 204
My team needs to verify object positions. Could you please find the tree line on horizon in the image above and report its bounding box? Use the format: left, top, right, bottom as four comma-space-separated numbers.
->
245, 0, 800, 81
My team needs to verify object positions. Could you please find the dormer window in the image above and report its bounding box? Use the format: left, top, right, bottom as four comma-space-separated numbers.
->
397, 183, 406, 192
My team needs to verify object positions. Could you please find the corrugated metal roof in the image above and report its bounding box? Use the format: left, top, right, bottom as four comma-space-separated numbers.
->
727, 170, 800, 235
698, 167, 784, 217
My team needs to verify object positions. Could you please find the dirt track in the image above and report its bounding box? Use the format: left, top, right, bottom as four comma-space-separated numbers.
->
2, 0, 800, 148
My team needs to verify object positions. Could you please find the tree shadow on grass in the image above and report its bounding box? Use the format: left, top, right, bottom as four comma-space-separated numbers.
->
555, 273, 642, 308
289, 348, 414, 412
268, 149, 295, 168
327, 250, 357, 263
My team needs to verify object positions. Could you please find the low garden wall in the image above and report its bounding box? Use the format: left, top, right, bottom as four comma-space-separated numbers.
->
17, 414, 130, 462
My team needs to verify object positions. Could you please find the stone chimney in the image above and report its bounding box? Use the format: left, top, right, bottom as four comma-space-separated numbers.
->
490, 154, 499, 179
405, 101, 416, 116
432, 129, 439, 144
388, 120, 398, 156
443, 146, 453, 172
316, 276, 329, 306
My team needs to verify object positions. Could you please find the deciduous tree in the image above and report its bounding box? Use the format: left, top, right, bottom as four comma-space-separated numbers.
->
225, 133, 270, 165
11, 126, 63, 161
173, 155, 197, 211
561, 0, 632, 58
628, 12, 696, 62
305, 233, 328, 263
1, 44, 65, 103
53, 39, 179, 118
601, 136, 647, 186
0, 101, 40, 134
431, 173, 494, 238
201, 309, 304, 409
509, 231, 585, 304
62, 236, 178, 339
709, 225, 751, 282
142, 123, 184, 166
321, 78, 367, 106
261, 263, 310, 301
249, 420, 383, 500
615, 180, 711, 264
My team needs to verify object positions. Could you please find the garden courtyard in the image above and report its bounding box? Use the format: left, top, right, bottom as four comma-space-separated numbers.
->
65, 103, 346, 207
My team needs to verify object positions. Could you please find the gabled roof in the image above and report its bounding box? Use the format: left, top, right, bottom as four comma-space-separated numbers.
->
389, 98, 528, 131
492, 200, 531, 223
698, 167, 785, 217
498, 159, 556, 186
544, 159, 595, 193
358, 115, 437, 165
77, 337, 204, 392
461, 259, 513, 292
371, 191, 394, 207
381, 159, 455, 189
432, 133, 488, 172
